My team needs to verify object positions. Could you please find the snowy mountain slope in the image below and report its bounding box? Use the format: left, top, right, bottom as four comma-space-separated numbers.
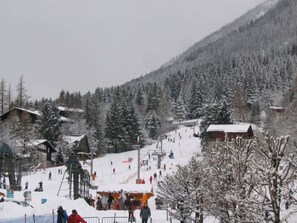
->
125, 0, 279, 86
0, 125, 201, 222
168, 0, 279, 67
1, 124, 297, 222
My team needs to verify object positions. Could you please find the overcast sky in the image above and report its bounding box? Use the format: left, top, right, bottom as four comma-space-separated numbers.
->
0, 0, 265, 100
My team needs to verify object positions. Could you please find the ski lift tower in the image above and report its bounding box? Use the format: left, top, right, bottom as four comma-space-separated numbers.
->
132, 135, 141, 184
65, 153, 85, 200
154, 135, 167, 169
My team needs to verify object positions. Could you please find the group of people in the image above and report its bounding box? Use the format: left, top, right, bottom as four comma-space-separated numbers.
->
125, 194, 151, 223
125, 193, 151, 223
57, 206, 86, 223
93, 190, 151, 223
57, 194, 151, 223
93, 192, 116, 210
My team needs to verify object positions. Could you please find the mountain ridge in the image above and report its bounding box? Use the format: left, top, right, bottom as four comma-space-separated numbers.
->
124, 0, 280, 87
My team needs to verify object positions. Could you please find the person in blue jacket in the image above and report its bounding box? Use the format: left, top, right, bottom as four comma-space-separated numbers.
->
57, 206, 68, 223
140, 203, 151, 223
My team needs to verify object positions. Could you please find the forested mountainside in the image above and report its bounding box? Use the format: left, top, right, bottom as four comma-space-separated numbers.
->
126, 0, 297, 109
77, 0, 297, 149
132, 0, 279, 84
2, 0, 297, 155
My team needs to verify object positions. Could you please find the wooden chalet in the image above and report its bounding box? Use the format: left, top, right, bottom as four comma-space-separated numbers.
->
268, 106, 286, 122
25, 140, 57, 167
269, 106, 286, 113
0, 107, 40, 124
57, 106, 84, 118
206, 124, 254, 142
63, 135, 90, 155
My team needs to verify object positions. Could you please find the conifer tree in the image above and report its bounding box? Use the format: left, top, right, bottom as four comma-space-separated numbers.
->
172, 96, 187, 122
200, 101, 232, 147
145, 83, 160, 113
231, 85, 248, 122
36, 103, 61, 146
126, 105, 144, 146
104, 89, 122, 153
145, 110, 161, 139
118, 101, 132, 151
188, 80, 203, 119
135, 86, 144, 107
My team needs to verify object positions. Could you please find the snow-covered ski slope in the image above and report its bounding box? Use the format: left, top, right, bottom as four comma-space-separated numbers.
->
0, 125, 202, 222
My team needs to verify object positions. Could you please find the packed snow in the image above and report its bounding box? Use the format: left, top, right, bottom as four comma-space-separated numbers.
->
1, 124, 297, 222
0, 125, 206, 222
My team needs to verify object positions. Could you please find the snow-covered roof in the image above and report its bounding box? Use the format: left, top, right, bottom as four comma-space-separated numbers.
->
27, 139, 56, 152
96, 184, 153, 194
29, 139, 47, 146
16, 107, 41, 116
165, 117, 174, 121
57, 106, 84, 113
59, 116, 74, 122
1, 107, 41, 118
206, 124, 252, 133
15, 140, 47, 148
172, 119, 199, 125
63, 135, 86, 144
270, 106, 286, 110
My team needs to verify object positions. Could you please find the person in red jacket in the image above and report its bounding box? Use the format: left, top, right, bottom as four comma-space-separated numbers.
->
67, 209, 86, 223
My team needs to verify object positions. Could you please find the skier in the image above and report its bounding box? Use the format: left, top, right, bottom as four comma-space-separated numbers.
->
107, 193, 115, 210
67, 209, 86, 223
39, 181, 43, 191
101, 195, 108, 210
140, 203, 151, 223
96, 196, 102, 210
126, 195, 135, 222
57, 206, 68, 223
118, 189, 127, 210
149, 176, 153, 184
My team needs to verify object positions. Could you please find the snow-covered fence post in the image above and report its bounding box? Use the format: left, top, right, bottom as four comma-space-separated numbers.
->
113, 212, 116, 223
